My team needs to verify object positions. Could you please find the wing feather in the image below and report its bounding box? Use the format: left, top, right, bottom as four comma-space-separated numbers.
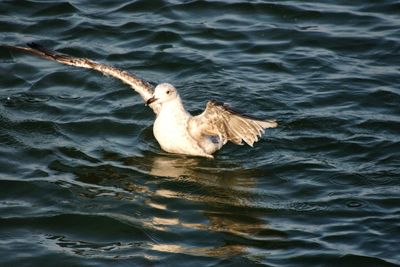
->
189, 100, 277, 147
1, 43, 155, 110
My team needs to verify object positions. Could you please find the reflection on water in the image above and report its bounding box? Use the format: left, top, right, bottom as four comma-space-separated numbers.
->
147, 155, 206, 178
125, 153, 264, 208
122, 154, 280, 259
47, 152, 284, 260
150, 243, 246, 259
41, 233, 246, 260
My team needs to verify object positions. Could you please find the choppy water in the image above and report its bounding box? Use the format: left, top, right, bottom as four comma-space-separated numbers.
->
1, 1, 400, 266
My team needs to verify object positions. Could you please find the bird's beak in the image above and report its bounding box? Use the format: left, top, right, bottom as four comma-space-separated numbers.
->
146, 96, 158, 106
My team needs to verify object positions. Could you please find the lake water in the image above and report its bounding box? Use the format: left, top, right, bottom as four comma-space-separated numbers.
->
0, 1, 399, 266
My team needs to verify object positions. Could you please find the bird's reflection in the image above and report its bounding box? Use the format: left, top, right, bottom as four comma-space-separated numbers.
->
144, 153, 207, 178
122, 153, 286, 258
56, 151, 286, 260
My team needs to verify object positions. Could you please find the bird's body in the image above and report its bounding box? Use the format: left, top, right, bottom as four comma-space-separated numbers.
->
151, 91, 225, 158
153, 96, 207, 157
2, 43, 277, 158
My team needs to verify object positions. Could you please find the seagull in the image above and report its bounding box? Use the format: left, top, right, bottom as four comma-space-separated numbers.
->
2, 43, 277, 158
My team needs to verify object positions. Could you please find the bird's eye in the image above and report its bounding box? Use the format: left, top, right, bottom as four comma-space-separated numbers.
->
166, 90, 170, 94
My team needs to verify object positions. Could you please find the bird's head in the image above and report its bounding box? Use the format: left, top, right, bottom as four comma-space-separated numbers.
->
146, 83, 179, 106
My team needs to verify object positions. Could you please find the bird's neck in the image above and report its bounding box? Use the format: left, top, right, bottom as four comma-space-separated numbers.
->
159, 97, 189, 118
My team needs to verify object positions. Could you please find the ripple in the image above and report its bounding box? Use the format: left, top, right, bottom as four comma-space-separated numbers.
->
31, 2, 80, 17
58, 94, 81, 100
4, 93, 50, 107
286, 201, 328, 212
1, 0, 400, 266
345, 199, 368, 209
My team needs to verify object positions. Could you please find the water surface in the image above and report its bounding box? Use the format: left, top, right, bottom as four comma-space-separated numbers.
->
0, 0, 399, 266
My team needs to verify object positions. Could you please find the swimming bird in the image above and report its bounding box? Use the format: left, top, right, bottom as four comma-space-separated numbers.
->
2, 43, 277, 158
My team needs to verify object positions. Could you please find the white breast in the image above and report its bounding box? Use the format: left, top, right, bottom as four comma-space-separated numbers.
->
153, 104, 211, 157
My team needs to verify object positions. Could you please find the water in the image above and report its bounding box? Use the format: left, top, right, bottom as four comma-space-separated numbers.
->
0, 0, 399, 266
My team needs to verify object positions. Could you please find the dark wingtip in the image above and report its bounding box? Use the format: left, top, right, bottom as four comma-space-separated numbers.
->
27, 42, 56, 58
27, 42, 45, 51
27, 42, 39, 48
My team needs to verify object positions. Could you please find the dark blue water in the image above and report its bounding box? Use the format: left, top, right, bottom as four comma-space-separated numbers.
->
1, 1, 399, 266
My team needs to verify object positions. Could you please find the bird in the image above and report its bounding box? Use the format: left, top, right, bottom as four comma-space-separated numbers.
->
1, 43, 277, 158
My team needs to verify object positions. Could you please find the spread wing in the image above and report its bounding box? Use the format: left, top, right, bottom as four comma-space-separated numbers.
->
189, 100, 277, 146
2, 43, 156, 111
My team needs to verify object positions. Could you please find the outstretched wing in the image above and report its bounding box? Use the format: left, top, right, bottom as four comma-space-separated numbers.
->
2, 43, 156, 111
189, 100, 277, 146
